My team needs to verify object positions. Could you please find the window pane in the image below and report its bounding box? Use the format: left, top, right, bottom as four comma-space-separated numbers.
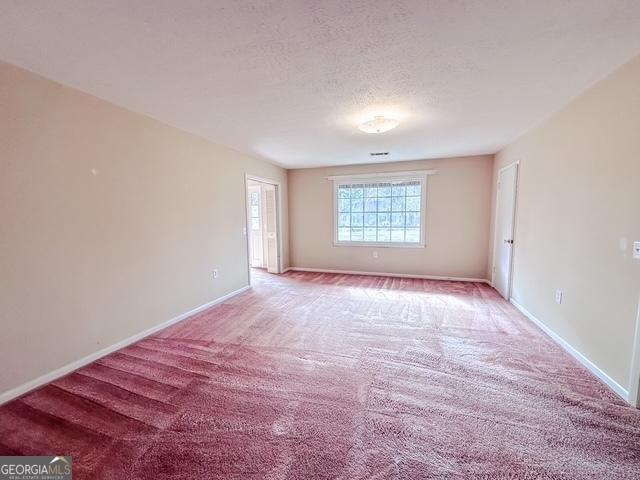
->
391, 212, 405, 227
351, 227, 363, 241
250, 191, 260, 205
364, 213, 377, 227
391, 196, 405, 211
406, 196, 420, 211
377, 213, 390, 227
392, 185, 406, 197
251, 218, 260, 230
364, 197, 377, 212
391, 228, 405, 242
406, 184, 421, 196
405, 228, 420, 243
364, 228, 377, 241
378, 185, 391, 197
377, 197, 391, 212
377, 228, 390, 242
251, 205, 259, 217
336, 178, 424, 245
406, 212, 420, 227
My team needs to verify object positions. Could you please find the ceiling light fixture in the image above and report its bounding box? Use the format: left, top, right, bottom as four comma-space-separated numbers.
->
358, 115, 399, 134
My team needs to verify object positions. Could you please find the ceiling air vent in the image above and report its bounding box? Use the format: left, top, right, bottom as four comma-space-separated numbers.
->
370, 152, 389, 157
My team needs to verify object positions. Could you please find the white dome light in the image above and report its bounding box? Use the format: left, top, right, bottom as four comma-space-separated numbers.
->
358, 115, 399, 134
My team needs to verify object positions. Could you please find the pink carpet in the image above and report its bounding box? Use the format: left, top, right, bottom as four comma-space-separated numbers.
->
1, 270, 639, 479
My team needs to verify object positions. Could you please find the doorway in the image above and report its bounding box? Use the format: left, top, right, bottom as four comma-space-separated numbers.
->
492, 161, 519, 300
245, 175, 282, 284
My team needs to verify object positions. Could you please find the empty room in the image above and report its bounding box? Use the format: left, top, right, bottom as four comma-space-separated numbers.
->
1, 1, 640, 479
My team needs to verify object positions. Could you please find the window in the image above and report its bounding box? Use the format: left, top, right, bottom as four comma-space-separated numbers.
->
333, 172, 428, 247
250, 191, 260, 231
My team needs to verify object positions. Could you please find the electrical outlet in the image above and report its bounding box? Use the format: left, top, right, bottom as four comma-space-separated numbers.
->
212, 269, 219, 279
555, 290, 563, 304
633, 241, 640, 260
372, 251, 378, 259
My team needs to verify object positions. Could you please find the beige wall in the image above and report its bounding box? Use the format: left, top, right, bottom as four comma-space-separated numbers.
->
491, 54, 640, 388
288, 156, 493, 279
0, 61, 288, 396
4, 48, 638, 402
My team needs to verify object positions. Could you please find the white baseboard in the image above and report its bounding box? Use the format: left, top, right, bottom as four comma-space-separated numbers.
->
510, 298, 629, 402
0, 285, 251, 406
286, 267, 490, 284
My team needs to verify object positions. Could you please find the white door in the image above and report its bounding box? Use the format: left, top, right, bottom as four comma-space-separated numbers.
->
248, 186, 263, 268
493, 163, 518, 299
264, 184, 279, 274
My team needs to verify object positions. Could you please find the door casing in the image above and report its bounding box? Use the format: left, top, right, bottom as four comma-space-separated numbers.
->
244, 174, 284, 283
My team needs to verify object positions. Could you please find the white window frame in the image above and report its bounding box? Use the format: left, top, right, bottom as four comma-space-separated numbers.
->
330, 170, 435, 248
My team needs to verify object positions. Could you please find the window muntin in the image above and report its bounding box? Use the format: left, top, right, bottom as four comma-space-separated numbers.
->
335, 177, 425, 246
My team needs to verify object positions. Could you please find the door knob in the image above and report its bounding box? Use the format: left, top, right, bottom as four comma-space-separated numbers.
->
503, 239, 514, 244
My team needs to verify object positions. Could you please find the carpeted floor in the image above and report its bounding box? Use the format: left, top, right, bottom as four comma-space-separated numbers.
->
1, 270, 639, 479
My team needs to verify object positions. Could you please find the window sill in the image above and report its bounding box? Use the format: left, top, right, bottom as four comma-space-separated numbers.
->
333, 241, 426, 249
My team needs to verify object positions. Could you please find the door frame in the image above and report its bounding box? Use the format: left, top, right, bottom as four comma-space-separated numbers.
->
244, 174, 284, 284
491, 160, 520, 299
629, 298, 640, 407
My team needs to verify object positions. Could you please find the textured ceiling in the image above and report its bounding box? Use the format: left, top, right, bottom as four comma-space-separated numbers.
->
1, 1, 640, 168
